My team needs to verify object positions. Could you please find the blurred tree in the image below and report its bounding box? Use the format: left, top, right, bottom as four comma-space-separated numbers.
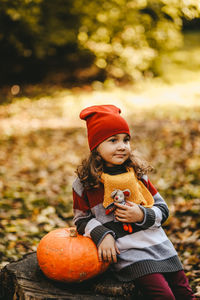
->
0, 0, 84, 84
76, 0, 200, 81
0, 0, 200, 85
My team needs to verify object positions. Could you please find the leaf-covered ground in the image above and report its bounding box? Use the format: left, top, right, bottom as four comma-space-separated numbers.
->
0, 80, 200, 296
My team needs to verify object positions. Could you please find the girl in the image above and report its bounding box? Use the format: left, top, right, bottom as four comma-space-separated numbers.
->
73, 105, 195, 300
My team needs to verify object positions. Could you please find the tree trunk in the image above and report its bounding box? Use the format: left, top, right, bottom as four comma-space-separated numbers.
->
0, 252, 136, 300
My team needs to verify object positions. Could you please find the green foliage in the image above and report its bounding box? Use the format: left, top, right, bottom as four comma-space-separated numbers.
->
0, 0, 200, 83
0, 0, 79, 58
76, 0, 200, 81
0, 0, 81, 84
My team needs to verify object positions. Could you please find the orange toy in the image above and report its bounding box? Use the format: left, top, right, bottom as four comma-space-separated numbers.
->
37, 227, 110, 283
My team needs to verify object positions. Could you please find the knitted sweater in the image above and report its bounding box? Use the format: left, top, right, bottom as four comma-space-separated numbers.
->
101, 168, 154, 209
72, 168, 183, 282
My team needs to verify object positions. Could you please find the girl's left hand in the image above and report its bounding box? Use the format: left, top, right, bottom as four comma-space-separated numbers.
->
114, 201, 144, 223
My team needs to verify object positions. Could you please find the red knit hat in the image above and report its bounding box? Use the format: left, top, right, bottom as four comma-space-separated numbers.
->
80, 105, 130, 151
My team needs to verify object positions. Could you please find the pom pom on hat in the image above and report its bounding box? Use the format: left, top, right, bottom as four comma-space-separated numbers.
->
80, 105, 130, 151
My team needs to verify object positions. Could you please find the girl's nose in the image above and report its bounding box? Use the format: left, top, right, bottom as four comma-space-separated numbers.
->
117, 142, 126, 150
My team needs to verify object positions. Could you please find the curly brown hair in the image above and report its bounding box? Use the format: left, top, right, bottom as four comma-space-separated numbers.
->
76, 149, 153, 190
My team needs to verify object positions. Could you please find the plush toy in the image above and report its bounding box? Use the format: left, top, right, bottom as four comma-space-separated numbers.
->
105, 189, 133, 233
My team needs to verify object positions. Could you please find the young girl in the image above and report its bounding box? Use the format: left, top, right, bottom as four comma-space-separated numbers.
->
73, 105, 195, 300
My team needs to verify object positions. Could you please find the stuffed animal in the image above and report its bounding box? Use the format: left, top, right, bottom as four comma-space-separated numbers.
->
105, 189, 133, 233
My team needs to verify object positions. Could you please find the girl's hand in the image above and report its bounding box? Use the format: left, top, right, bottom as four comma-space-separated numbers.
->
114, 201, 144, 223
98, 234, 120, 263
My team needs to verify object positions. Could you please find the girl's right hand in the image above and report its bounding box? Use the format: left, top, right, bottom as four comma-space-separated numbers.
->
98, 234, 120, 263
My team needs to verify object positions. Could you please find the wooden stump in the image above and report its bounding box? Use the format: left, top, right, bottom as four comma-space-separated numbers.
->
0, 252, 137, 300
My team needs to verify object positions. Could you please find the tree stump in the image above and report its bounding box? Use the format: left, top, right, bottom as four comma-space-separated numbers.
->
0, 252, 137, 300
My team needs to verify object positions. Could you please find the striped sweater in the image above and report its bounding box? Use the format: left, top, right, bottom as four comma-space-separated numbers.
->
72, 171, 183, 282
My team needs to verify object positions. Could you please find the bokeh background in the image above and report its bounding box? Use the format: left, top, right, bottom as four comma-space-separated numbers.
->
0, 0, 200, 295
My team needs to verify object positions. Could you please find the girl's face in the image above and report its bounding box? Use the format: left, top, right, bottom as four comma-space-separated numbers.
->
97, 133, 131, 167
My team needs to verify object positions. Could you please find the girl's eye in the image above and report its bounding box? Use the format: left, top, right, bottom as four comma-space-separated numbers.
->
124, 138, 130, 143
110, 138, 117, 143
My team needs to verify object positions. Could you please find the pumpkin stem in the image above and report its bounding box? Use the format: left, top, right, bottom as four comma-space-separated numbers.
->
69, 228, 77, 237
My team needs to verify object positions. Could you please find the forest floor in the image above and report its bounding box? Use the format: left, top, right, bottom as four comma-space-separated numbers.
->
0, 76, 200, 296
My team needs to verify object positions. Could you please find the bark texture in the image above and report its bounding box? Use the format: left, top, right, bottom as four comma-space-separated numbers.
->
0, 252, 136, 300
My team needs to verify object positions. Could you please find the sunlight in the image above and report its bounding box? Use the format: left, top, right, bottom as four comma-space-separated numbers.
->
0, 75, 200, 137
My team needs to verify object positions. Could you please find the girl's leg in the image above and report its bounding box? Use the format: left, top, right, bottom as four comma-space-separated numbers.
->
164, 270, 195, 300
134, 273, 175, 300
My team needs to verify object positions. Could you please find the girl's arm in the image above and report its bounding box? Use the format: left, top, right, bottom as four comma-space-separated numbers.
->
115, 175, 169, 229
73, 177, 116, 247
137, 175, 169, 229
98, 234, 120, 263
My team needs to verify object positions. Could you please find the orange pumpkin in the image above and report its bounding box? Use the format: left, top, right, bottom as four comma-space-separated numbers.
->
37, 227, 110, 282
